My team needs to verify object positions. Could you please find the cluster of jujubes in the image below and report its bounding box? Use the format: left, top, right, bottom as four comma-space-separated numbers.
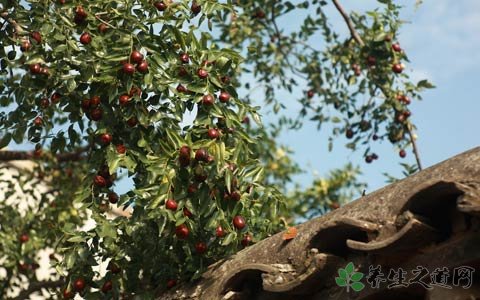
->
345, 40, 413, 164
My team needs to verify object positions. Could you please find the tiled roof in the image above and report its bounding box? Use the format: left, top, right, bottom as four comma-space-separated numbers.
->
160, 147, 480, 300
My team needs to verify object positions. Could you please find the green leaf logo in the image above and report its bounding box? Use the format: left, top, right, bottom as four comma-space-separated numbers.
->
335, 262, 365, 292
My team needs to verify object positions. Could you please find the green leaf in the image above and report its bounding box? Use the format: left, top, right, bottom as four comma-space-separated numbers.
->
335, 277, 347, 287
417, 79, 435, 89
345, 262, 354, 274
0, 132, 12, 148
222, 232, 236, 245
67, 235, 86, 243
338, 268, 348, 279
351, 281, 365, 292
97, 222, 117, 239
351, 272, 364, 281
67, 78, 77, 92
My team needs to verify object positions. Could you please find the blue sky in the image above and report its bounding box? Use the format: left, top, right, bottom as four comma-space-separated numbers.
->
254, 0, 480, 194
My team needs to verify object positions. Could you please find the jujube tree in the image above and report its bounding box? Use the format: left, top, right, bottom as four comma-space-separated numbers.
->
0, 0, 433, 298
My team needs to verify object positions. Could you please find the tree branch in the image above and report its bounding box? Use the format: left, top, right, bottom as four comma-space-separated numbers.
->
10, 279, 63, 300
332, 0, 365, 47
0, 147, 89, 162
406, 123, 423, 170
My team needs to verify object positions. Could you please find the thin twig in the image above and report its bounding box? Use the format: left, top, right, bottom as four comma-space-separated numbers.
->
332, 0, 364, 47
11, 279, 64, 300
374, 85, 423, 171
269, 1, 307, 80
406, 122, 423, 170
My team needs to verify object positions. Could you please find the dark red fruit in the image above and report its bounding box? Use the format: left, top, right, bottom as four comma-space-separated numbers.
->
100, 133, 112, 145
20, 40, 31, 52
345, 128, 354, 139
372, 153, 379, 160
101, 280, 113, 293
175, 224, 189, 239
130, 50, 144, 64
94, 175, 107, 187
81, 99, 90, 111
207, 128, 219, 139
90, 108, 103, 121
216, 226, 225, 237
183, 207, 193, 218
197, 68, 208, 79
75, 6, 87, 19
98, 23, 108, 33
307, 90, 314, 98
191, 2, 201, 14
73, 278, 86, 291
194, 242, 207, 254
129, 86, 142, 97
167, 279, 176, 289
176, 84, 187, 93
230, 190, 241, 202
241, 234, 252, 247
179, 53, 189, 64
51, 92, 61, 103
90, 95, 101, 107
127, 117, 138, 127
39, 98, 49, 108
242, 116, 250, 125
154, 1, 167, 11
399, 149, 407, 158
179, 145, 191, 158
19, 233, 29, 243
39, 67, 49, 75
33, 148, 42, 158
255, 9, 266, 19
31, 31, 42, 43
365, 155, 373, 164
30, 63, 41, 74
392, 43, 402, 52
219, 91, 230, 103
63, 289, 74, 299
366, 56, 376, 66
80, 32, 92, 45
372, 134, 379, 141
136, 60, 148, 73
220, 77, 230, 85
195, 148, 208, 162
33, 116, 43, 126
108, 192, 119, 204
116, 144, 126, 154
202, 94, 214, 106
123, 63, 135, 75
392, 63, 403, 74
233, 215, 246, 230
108, 262, 121, 274
185, 185, 196, 195
395, 112, 406, 123
119, 94, 130, 106
330, 202, 340, 210
354, 67, 361, 76
166, 199, 178, 211
178, 66, 188, 77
